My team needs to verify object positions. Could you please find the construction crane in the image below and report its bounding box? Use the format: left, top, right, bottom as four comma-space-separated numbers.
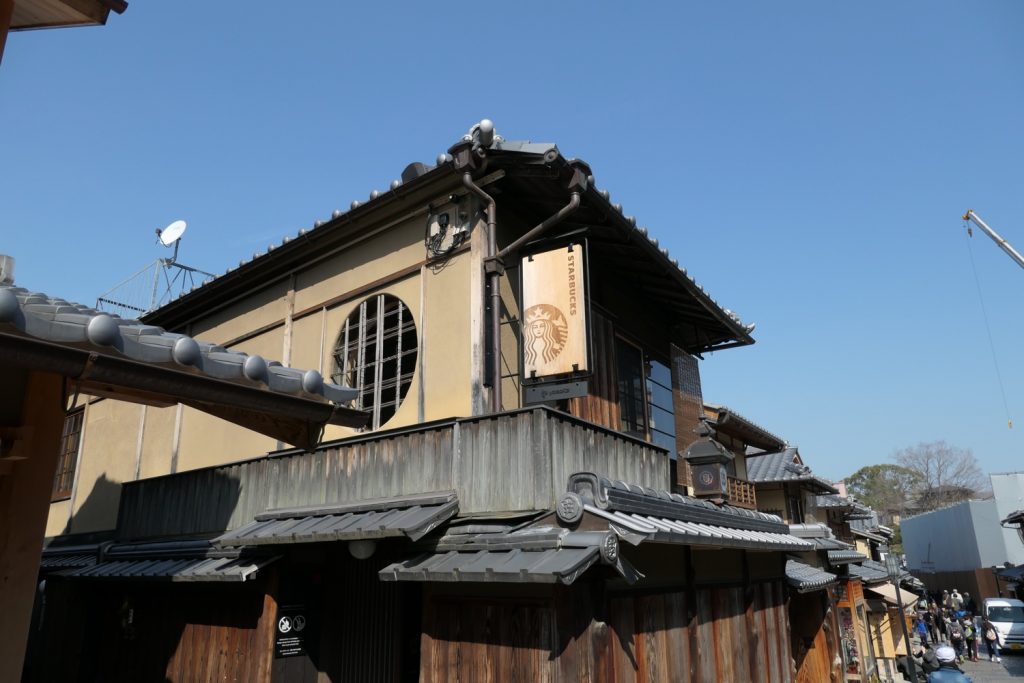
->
962, 209, 1024, 270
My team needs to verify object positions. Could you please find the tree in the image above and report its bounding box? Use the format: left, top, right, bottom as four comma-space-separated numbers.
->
846, 464, 921, 523
894, 440, 987, 512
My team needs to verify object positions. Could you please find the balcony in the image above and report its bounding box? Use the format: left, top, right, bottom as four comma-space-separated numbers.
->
727, 476, 757, 510
117, 406, 673, 541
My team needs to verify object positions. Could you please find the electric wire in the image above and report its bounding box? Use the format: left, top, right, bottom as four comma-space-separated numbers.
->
964, 221, 1014, 428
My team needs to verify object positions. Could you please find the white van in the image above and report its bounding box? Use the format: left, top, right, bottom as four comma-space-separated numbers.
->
984, 597, 1024, 651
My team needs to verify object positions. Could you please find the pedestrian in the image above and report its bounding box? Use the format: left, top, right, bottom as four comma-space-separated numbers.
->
927, 645, 973, 682
942, 590, 951, 610
963, 592, 977, 614
961, 616, 978, 662
916, 616, 931, 646
981, 615, 1001, 662
950, 589, 964, 612
924, 608, 938, 644
948, 618, 965, 660
916, 643, 941, 673
936, 608, 948, 642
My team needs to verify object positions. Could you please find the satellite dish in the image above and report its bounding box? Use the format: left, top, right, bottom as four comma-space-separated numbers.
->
157, 220, 187, 247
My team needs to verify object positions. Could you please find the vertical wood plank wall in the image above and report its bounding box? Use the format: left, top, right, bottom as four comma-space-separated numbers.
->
117, 408, 670, 540
421, 581, 794, 683
569, 309, 620, 430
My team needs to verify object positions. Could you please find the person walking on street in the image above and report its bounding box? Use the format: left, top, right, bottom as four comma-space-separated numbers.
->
961, 616, 978, 662
981, 615, 1001, 662
942, 590, 951, 610
948, 618, 965, 660
927, 645, 973, 682
925, 608, 939, 644
916, 617, 931, 646
950, 589, 964, 612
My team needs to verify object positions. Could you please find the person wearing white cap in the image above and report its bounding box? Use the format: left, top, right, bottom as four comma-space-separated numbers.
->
926, 645, 973, 682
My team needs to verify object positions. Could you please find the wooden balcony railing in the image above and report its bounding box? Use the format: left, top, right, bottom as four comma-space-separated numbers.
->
727, 476, 757, 510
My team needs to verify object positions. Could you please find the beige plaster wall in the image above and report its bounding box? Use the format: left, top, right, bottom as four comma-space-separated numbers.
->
757, 487, 787, 518
138, 405, 177, 479
293, 219, 424, 313
46, 190, 488, 533
67, 399, 140, 533
44, 499, 71, 538
189, 279, 290, 344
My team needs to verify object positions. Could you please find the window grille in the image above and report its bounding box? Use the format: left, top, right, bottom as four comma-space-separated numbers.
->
332, 294, 417, 430
52, 408, 84, 500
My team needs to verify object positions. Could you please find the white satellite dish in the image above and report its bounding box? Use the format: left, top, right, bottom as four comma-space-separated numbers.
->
158, 219, 187, 247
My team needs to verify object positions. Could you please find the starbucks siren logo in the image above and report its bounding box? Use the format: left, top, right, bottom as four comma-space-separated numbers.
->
524, 304, 568, 366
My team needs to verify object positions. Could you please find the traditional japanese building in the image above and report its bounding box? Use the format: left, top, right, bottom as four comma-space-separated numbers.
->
30, 121, 816, 682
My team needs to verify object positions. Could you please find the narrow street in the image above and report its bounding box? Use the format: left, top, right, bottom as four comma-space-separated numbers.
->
960, 655, 1024, 681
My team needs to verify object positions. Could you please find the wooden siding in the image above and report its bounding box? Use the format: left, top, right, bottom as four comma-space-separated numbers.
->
422, 580, 794, 683
568, 309, 619, 430
27, 581, 275, 683
117, 407, 670, 540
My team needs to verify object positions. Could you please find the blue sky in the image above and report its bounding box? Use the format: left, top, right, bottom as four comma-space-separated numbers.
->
3, 2, 1023, 481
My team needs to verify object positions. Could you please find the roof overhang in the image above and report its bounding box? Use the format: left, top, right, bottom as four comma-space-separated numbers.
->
143, 131, 754, 356
215, 491, 459, 547
786, 559, 837, 593
10, 0, 127, 31
1, 286, 368, 450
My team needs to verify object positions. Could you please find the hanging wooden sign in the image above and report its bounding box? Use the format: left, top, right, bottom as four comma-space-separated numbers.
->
521, 244, 588, 380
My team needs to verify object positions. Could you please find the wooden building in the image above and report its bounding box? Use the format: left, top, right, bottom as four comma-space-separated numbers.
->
31, 121, 817, 681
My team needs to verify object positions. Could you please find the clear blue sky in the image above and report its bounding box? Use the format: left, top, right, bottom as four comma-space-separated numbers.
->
3, 2, 1023, 481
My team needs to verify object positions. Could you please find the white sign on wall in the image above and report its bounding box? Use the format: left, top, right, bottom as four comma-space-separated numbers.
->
520, 244, 588, 380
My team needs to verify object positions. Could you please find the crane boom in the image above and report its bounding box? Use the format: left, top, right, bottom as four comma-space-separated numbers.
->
963, 209, 1024, 270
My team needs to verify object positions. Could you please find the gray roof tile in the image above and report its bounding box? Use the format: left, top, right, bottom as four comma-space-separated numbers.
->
215, 491, 459, 547
0, 284, 367, 446
745, 448, 838, 494
786, 559, 838, 593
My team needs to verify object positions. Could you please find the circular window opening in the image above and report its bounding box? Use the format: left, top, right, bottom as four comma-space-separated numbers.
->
331, 294, 417, 430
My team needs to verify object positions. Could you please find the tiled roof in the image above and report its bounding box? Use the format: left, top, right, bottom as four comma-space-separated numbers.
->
380, 547, 601, 585
557, 472, 812, 552
848, 559, 891, 584
215, 491, 458, 547
827, 549, 868, 565
816, 494, 874, 519
380, 524, 631, 585
745, 448, 838, 494
786, 560, 838, 593
62, 539, 276, 583
704, 403, 787, 451
0, 284, 367, 448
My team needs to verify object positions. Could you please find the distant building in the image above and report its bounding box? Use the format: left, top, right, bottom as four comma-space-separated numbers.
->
901, 472, 1024, 600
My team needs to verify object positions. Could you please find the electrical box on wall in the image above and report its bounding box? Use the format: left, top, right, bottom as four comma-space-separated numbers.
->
425, 195, 473, 259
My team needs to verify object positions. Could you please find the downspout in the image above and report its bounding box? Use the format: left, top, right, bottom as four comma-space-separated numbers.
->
461, 173, 502, 412
452, 120, 587, 414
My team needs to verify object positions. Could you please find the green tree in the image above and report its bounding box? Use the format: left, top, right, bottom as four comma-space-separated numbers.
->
845, 464, 921, 523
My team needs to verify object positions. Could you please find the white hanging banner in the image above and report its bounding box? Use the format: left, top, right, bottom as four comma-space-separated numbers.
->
521, 244, 588, 380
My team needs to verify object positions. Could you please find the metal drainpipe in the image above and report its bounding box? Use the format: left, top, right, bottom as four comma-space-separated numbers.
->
462, 173, 501, 413
463, 174, 583, 414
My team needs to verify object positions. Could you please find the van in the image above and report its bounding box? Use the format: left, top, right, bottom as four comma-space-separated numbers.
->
984, 597, 1024, 651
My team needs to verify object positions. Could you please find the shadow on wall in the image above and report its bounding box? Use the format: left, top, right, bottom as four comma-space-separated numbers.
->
61, 474, 122, 536
25, 470, 249, 681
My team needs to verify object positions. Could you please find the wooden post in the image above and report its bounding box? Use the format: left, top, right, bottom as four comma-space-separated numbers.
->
0, 372, 65, 682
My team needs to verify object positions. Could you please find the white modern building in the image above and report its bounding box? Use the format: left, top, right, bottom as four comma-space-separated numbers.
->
901, 472, 1024, 600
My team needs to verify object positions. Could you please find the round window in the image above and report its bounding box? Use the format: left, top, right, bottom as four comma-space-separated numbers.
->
331, 294, 417, 430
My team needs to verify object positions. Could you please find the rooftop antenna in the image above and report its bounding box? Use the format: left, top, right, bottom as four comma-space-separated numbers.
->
97, 219, 216, 318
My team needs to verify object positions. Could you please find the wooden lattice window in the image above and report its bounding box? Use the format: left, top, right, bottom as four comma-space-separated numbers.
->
52, 408, 84, 501
331, 294, 417, 430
